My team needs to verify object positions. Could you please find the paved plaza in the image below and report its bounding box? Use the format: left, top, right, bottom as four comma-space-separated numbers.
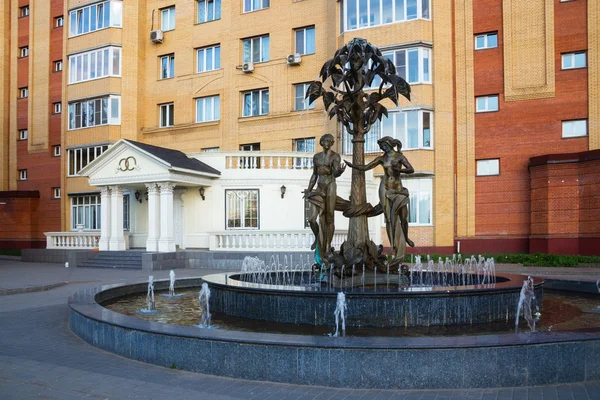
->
0, 258, 599, 400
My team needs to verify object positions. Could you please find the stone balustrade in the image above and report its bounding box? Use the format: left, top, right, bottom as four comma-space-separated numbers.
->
209, 230, 347, 251
45, 232, 130, 249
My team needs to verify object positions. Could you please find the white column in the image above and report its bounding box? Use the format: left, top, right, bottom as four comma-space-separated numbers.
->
157, 182, 176, 252
174, 188, 187, 250
99, 186, 112, 251
145, 183, 160, 252
109, 185, 126, 251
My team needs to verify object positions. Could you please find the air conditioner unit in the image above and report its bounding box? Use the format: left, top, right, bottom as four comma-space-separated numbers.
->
150, 30, 163, 44
286, 53, 302, 65
242, 62, 254, 73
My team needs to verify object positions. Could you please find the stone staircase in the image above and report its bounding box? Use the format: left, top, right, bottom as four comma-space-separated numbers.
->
78, 251, 144, 269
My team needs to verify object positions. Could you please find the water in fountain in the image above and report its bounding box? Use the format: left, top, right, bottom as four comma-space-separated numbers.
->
331, 292, 347, 337
197, 283, 212, 328
169, 270, 175, 296
515, 276, 540, 333
139, 276, 158, 314
240, 255, 314, 286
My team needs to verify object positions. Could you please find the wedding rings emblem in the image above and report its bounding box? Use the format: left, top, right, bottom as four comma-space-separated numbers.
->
118, 156, 137, 171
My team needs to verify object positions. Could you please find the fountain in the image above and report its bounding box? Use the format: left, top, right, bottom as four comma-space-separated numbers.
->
138, 275, 158, 314
197, 283, 211, 328
514, 276, 540, 333
160, 270, 185, 298
331, 292, 347, 337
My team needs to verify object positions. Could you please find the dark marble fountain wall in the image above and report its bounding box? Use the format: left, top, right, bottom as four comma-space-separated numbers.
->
206, 274, 544, 328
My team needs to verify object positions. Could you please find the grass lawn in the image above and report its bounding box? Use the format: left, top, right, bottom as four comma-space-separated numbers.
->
0, 249, 22, 257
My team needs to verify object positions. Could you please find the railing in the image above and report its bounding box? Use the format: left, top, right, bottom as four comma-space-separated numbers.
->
209, 230, 347, 251
45, 232, 101, 249
193, 151, 314, 170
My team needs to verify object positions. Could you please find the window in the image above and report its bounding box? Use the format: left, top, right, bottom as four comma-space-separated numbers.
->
55, 16, 64, 27
19, 130, 28, 140
70, 195, 101, 230
196, 95, 220, 123
475, 95, 499, 113
20, 47, 29, 58
342, 110, 433, 154
343, 0, 430, 32
242, 89, 269, 117
54, 60, 63, 72
68, 47, 121, 84
69, 1, 122, 37
244, 0, 269, 13
68, 145, 109, 176
294, 83, 315, 111
242, 35, 270, 63
239, 143, 260, 169
295, 26, 315, 55
405, 179, 432, 225
226, 190, 259, 229
159, 103, 174, 127
53, 188, 61, 199
20, 6, 29, 17
160, 54, 175, 79
369, 47, 431, 87
294, 137, 315, 168
562, 52, 586, 70
53, 145, 61, 156
123, 194, 130, 231
19, 88, 28, 98
474, 33, 498, 50
161, 7, 175, 31
197, 45, 220, 73
198, 0, 221, 23
53, 103, 62, 114
19, 169, 27, 181
203, 147, 220, 152
562, 120, 587, 138
68, 96, 121, 130
476, 159, 500, 176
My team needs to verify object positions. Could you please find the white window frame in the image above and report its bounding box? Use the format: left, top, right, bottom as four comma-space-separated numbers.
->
53, 145, 61, 156
226, 189, 260, 230
54, 60, 63, 72
562, 120, 587, 138
294, 83, 315, 111
20, 47, 29, 58
294, 137, 316, 169
70, 194, 102, 230
68, 47, 121, 84
53, 188, 61, 199
404, 178, 433, 226
343, 0, 430, 32
242, 35, 270, 64
19, 88, 28, 98
160, 54, 175, 79
54, 103, 62, 114
19, 169, 27, 181
68, 95, 121, 130
203, 147, 220, 152
475, 95, 499, 113
294, 26, 315, 55
561, 51, 586, 70
19, 130, 28, 140
20, 6, 29, 17
68, 1, 122, 38
159, 103, 174, 128
474, 32, 498, 50
373, 47, 432, 86
55, 16, 64, 27
242, 89, 269, 117
161, 7, 176, 31
197, 45, 221, 73
342, 109, 433, 155
67, 145, 109, 176
476, 159, 500, 176
196, 95, 220, 123
198, 0, 221, 23
243, 0, 269, 13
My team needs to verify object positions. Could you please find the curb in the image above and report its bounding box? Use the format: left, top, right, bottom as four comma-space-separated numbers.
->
0, 282, 68, 296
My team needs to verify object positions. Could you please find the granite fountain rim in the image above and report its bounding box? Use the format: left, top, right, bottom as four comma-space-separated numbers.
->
68, 275, 600, 351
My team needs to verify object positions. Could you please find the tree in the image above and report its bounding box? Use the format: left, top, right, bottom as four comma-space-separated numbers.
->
306, 38, 411, 272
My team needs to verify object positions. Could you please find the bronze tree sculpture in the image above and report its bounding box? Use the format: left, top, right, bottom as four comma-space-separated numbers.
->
306, 38, 412, 275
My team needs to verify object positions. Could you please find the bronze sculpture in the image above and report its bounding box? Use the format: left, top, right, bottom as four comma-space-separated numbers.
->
304, 134, 346, 264
346, 136, 415, 268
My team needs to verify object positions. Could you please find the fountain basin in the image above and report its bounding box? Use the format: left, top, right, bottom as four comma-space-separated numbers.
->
68, 276, 600, 389
204, 272, 543, 327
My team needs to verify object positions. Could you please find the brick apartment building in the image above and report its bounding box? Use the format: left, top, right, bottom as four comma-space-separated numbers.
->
0, 0, 598, 255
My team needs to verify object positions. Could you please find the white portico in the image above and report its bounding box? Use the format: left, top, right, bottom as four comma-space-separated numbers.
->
78, 139, 220, 252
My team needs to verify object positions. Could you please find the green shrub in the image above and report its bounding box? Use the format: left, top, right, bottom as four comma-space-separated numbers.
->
410, 252, 600, 267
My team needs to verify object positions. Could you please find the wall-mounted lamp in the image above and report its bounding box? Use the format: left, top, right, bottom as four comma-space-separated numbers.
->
134, 190, 143, 203
199, 187, 205, 201
280, 185, 286, 199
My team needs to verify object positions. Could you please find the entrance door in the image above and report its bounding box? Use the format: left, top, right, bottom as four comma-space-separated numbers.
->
174, 195, 184, 249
